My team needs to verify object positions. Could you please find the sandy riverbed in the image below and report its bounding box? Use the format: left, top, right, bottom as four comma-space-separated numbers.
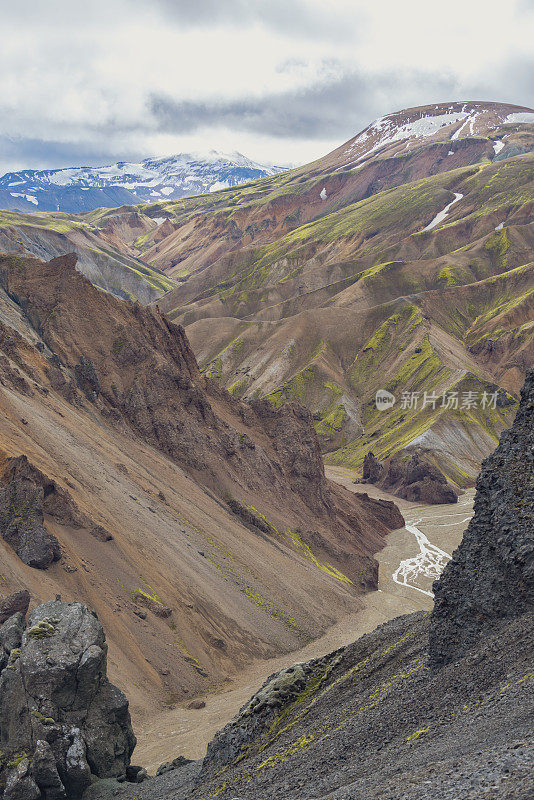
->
133, 468, 474, 771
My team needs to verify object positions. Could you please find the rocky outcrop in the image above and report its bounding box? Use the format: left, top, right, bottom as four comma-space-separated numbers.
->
361, 450, 459, 504
1, 457, 82, 529
0, 590, 30, 625
0, 463, 62, 569
0, 455, 113, 561
0, 601, 136, 799
199, 656, 334, 781
362, 452, 383, 484
429, 369, 534, 668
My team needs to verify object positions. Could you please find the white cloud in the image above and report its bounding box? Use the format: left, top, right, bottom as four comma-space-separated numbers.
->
0, 0, 532, 172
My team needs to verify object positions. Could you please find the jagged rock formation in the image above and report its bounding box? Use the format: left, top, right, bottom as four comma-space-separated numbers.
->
0, 591, 30, 625
362, 450, 459, 504
0, 252, 402, 578
0, 463, 62, 569
429, 368, 534, 668
0, 455, 113, 569
0, 601, 136, 799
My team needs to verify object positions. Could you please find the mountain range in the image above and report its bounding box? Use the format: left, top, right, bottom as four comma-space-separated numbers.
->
0, 151, 286, 213
0, 101, 532, 490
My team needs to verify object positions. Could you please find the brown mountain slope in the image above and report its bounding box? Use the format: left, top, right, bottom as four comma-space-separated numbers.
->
0, 252, 403, 714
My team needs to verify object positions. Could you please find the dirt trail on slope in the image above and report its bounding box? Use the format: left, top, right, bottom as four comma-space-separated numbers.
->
134, 468, 473, 771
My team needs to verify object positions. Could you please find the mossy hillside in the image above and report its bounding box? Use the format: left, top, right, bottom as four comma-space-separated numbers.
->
0, 213, 176, 298
435, 264, 474, 287
313, 382, 354, 447
468, 286, 534, 337
0, 209, 88, 234
217, 622, 424, 781
327, 370, 516, 475
483, 227, 509, 272
455, 155, 534, 221
201, 332, 249, 383
265, 340, 329, 409
150, 155, 531, 313
420, 263, 534, 340
348, 305, 426, 396
85, 244, 176, 293
191, 168, 482, 301
329, 335, 455, 469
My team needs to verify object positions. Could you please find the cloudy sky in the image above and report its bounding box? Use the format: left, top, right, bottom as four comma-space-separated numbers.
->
1, 0, 533, 173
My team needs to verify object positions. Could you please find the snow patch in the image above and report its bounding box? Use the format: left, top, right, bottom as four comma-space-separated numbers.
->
423, 192, 463, 232
495, 222, 504, 231
10, 192, 38, 205
209, 180, 230, 192
505, 112, 534, 124
493, 140, 505, 155
348, 111, 470, 162
320, 187, 327, 200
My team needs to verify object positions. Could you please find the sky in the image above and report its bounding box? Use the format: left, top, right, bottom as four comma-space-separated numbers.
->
1, 0, 533, 174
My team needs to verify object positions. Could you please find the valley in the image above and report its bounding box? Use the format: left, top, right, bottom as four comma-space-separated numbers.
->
133, 480, 474, 770
0, 98, 531, 800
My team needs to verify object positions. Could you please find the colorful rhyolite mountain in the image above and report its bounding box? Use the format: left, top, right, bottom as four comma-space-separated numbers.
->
142, 100, 533, 487
1, 100, 533, 488
0, 151, 286, 213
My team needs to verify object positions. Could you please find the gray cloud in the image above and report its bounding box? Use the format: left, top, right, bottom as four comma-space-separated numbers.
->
149, 68, 462, 141
0, 1, 531, 173
142, 0, 356, 40
0, 137, 146, 175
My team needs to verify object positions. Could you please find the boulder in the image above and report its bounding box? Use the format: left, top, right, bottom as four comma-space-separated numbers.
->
0, 612, 25, 671
3, 759, 40, 800
32, 741, 66, 800
0, 601, 136, 799
0, 590, 30, 624
0, 456, 113, 566
0, 475, 61, 568
429, 369, 534, 668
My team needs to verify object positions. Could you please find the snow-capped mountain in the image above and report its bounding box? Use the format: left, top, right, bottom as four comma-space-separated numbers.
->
0, 151, 288, 213
325, 101, 534, 171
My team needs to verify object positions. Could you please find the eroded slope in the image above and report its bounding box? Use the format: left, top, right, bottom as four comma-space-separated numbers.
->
0, 252, 403, 715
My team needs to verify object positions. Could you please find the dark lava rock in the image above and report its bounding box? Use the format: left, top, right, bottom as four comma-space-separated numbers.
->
74, 357, 100, 399
0, 590, 30, 624
363, 449, 459, 504
0, 468, 61, 569
362, 452, 383, 483
0, 612, 25, 671
429, 369, 534, 668
155, 756, 192, 777
0, 456, 113, 562
0, 601, 136, 799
